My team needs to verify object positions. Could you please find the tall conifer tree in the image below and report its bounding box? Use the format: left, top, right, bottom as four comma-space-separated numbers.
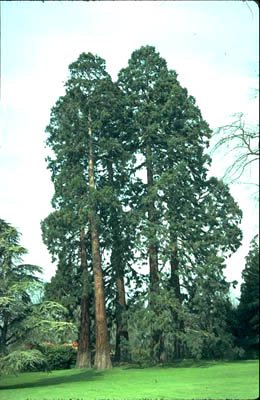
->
44, 53, 112, 369
117, 45, 242, 361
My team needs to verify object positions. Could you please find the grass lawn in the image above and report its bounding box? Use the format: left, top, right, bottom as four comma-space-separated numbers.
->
0, 360, 258, 400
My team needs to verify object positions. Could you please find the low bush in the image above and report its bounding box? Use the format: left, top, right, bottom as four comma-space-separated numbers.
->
36, 344, 77, 370
130, 346, 151, 367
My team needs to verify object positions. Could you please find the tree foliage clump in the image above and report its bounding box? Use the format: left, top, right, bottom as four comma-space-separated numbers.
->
0, 219, 77, 375
235, 235, 259, 357
0, 349, 47, 375
0, 218, 42, 355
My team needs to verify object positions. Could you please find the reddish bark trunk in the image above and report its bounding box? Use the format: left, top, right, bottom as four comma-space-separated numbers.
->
76, 294, 91, 368
88, 118, 112, 369
107, 161, 129, 362
90, 217, 112, 369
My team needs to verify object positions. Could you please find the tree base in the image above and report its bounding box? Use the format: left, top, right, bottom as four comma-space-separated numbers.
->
76, 351, 91, 368
94, 351, 112, 369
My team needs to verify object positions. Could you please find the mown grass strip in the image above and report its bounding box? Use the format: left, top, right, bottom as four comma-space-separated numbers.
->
0, 360, 258, 400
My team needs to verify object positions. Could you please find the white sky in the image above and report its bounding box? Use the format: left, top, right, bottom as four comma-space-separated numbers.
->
0, 1, 259, 298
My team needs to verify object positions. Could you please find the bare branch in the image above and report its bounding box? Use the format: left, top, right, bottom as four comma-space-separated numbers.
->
211, 111, 259, 186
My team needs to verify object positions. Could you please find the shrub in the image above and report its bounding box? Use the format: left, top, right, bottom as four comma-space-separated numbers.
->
37, 344, 77, 370
0, 349, 48, 374
130, 347, 151, 367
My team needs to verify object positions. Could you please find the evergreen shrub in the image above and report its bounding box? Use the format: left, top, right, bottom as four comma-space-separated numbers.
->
130, 346, 151, 367
37, 344, 77, 370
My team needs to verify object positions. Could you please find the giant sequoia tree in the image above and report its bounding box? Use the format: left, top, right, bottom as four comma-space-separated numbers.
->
117, 46, 169, 290
44, 53, 113, 369
42, 46, 243, 366
117, 46, 242, 361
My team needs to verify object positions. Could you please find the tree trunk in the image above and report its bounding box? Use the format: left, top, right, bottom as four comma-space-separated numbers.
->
76, 293, 91, 367
0, 315, 8, 355
91, 219, 112, 369
170, 237, 184, 359
146, 140, 162, 362
146, 141, 159, 289
76, 229, 91, 368
88, 116, 112, 370
107, 161, 129, 362
115, 275, 129, 362
170, 241, 181, 301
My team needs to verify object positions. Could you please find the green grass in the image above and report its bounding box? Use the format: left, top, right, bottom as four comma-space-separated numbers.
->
0, 360, 258, 400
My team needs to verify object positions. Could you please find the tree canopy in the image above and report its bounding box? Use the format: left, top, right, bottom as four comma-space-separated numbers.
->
40, 45, 245, 368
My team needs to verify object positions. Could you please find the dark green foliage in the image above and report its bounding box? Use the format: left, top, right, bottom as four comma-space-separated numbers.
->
0, 218, 77, 375
0, 349, 48, 375
116, 45, 242, 362
127, 286, 181, 365
41, 46, 244, 367
127, 280, 236, 362
43, 52, 141, 365
183, 254, 239, 360
0, 219, 42, 355
117, 45, 242, 283
36, 344, 77, 371
236, 235, 259, 356
0, 344, 77, 374
41, 209, 89, 324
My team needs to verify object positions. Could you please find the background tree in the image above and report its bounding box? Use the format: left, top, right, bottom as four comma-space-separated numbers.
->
0, 218, 42, 354
0, 219, 76, 375
236, 235, 259, 357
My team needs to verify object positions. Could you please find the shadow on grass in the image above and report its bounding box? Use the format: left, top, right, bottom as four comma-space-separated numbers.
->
161, 360, 220, 369
124, 359, 236, 369
164, 359, 259, 368
0, 369, 104, 391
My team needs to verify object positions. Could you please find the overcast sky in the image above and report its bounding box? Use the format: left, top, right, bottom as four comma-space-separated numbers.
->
0, 1, 259, 297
